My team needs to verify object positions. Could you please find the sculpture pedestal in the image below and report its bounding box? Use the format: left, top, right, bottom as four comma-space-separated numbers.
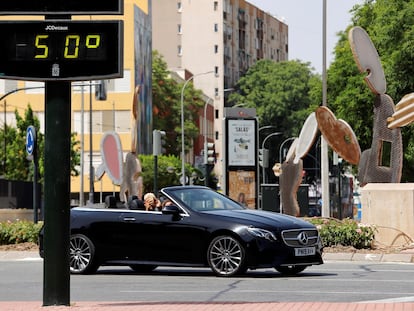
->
361, 183, 414, 247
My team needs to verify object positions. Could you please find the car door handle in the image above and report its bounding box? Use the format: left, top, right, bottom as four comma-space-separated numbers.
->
123, 217, 136, 222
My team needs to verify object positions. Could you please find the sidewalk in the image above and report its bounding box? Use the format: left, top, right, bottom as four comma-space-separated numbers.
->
1, 301, 414, 311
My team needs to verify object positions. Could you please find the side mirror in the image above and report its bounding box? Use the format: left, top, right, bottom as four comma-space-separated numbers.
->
162, 205, 181, 215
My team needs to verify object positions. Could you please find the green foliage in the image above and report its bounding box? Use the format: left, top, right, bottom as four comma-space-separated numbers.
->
0, 105, 80, 182
228, 59, 322, 138
138, 154, 205, 194
152, 50, 206, 156
308, 218, 377, 249
0, 220, 42, 245
328, 0, 414, 180
0, 217, 377, 249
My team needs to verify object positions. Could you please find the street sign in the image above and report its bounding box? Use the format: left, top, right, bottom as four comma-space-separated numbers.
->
26, 126, 36, 157
0, 0, 123, 15
0, 20, 123, 81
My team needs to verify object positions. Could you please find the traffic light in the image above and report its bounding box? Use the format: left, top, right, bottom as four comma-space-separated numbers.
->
95, 80, 107, 101
153, 129, 166, 155
259, 148, 269, 168
205, 142, 216, 164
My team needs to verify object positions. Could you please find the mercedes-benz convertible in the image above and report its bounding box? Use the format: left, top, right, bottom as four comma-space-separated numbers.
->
43, 186, 323, 277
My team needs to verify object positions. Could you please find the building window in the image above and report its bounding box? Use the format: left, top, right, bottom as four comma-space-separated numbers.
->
214, 88, 219, 97
215, 66, 219, 76
214, 45, 218, 53
177, 2, 182, 12
214, 23, 219, 32
214, 1, 218, 11
178, 24, 182, 34
178, 45, 182, 55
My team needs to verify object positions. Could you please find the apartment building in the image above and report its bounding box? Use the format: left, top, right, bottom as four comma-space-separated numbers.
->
152, 0, 288, 190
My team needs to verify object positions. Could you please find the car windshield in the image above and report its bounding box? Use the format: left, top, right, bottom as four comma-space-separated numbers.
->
162, 187, 245, 212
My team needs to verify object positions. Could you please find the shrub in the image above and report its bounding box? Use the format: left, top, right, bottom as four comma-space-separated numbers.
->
308, 218, 377, 249
0, 220, 42, 245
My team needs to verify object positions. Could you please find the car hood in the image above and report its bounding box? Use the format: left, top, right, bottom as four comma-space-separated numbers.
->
202, 209, 315, 230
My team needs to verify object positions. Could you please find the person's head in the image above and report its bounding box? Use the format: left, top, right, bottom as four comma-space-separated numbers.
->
162, 199, 173, 207
144, 193, 158, 210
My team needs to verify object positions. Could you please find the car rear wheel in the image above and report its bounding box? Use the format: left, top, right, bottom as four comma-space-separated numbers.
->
207, 235, 247, 277
275, 265, 307, 275
129, 265, 157, 273
70, 234, 99, 274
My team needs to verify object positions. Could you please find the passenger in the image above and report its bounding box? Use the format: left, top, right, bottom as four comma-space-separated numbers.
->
162, 199, 174, 208
143, 192, 161, 211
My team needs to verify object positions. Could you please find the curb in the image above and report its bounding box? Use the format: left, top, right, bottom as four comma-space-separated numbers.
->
0, 251, 41, 261
323, 252, 414, 263
1, 251, 413, 264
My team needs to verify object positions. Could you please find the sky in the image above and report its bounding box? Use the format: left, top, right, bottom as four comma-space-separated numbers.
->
247, 0, 365, 73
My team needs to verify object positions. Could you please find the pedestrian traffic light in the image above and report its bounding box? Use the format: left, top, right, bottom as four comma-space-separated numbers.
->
259, 148, 269, 168
153, 130, 166, 155
205, 142, 216, 164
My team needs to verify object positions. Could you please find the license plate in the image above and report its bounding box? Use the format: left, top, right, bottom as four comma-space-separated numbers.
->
295, 247, 316, 256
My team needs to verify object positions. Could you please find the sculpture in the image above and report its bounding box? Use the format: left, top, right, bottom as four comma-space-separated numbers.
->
96, 84, 144, 203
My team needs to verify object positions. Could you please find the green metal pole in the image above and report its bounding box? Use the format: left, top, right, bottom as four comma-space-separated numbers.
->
33, 142, 39, 223
43, 81, 71, 306
154, 155, 158, 194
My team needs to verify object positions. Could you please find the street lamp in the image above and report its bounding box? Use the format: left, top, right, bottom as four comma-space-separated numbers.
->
180, 71, 214, 186
321, 0, 330, 218
261, 132, 282, 184
279, 137, 297, 164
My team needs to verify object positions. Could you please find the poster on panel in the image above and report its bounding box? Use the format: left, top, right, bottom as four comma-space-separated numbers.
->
228, 171, 256, 209
227, 119, 256, 167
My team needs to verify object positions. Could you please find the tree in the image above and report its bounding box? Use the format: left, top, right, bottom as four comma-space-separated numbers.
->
0, 105, 80, 182
152, 50, 179, 155
152, 51, 206, 156
228, 59, 322, 138
327, 0, 414, 181
138, 154, 204, 194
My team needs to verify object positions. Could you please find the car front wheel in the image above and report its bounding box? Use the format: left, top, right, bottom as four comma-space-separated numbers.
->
70, 234, 99, 274
207, 235, 247, 277
275, 265, 307, 275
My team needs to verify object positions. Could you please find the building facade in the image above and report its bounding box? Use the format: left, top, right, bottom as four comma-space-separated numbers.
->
0, 0, 288, 205
152, 0, 288, 189
0, 0, 151, 205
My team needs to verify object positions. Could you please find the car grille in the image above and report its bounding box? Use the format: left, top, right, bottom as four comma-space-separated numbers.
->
281, 229, 319, 247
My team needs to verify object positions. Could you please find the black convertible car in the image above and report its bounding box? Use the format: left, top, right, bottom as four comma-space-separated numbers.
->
44, 186, 323, 277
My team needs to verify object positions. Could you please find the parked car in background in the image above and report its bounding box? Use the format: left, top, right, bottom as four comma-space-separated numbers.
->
41, 186, 323, 277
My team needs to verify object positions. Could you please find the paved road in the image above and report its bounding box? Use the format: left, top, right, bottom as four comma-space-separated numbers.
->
1, 252, 414, 310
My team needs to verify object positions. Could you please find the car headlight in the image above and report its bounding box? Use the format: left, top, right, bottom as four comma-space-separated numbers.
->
247, 227, 277, 242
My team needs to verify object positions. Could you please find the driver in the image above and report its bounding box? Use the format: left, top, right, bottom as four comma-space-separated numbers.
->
143, 192, 161, 211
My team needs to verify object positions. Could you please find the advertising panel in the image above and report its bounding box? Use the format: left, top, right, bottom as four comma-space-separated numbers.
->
227, 119, 256, 167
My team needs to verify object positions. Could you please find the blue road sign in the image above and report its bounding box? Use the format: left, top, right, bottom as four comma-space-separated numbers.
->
26, 126, 36, 156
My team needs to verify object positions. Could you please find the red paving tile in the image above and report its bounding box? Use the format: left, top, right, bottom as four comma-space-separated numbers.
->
1, 302, 414, 311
